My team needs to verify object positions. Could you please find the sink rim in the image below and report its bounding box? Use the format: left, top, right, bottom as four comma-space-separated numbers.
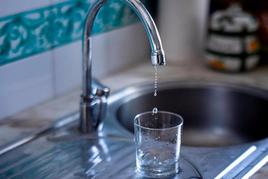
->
0, 80, 267, 178
108, 80, 268, 148
108, 80, 268, 106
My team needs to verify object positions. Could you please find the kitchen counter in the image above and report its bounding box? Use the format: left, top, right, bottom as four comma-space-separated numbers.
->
0, 59, 268, 178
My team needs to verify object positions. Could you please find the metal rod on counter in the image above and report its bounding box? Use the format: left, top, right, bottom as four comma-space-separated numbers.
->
215, 146, 257, 179
241, 154, 268, 179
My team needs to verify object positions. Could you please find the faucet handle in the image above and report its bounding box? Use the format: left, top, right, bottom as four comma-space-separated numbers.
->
95, 87, 110, 98
92, 86, 110, 130
80, 85, 110, 133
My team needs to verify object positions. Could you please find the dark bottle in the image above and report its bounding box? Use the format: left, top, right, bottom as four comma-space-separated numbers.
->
206, 3, 260, 72
242, 0, 268, 65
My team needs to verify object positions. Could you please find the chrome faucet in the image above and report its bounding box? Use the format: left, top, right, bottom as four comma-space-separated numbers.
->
80, 0, 166, 133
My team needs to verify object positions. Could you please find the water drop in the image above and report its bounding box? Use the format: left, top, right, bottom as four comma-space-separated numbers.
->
152, 107, 158, 114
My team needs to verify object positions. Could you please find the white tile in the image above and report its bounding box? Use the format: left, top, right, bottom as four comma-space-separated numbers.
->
53, 23, 149, 96
0, 0, 52, 17
52, 32, 114, 96
52, 41, 82, 96
105, 23, 149, 74
159, 0, 209, 61
0, 52, 54, 119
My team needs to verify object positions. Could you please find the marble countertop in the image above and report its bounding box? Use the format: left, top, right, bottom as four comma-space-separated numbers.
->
0, 59, 268, 178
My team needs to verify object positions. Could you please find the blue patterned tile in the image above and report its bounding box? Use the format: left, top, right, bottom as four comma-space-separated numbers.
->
0, 0, 142, 66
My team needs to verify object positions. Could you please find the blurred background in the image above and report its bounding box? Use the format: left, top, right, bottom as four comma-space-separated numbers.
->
0, 0, 267, 119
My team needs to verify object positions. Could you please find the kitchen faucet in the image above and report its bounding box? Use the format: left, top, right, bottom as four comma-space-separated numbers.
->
80, 0, 166, 133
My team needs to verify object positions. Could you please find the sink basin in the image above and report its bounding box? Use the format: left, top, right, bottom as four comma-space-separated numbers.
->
0, 82, 267, 179
110, 81, 268, 147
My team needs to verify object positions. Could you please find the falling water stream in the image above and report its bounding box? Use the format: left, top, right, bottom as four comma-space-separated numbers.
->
154, 65, 158, 97
153, 65, 158, 114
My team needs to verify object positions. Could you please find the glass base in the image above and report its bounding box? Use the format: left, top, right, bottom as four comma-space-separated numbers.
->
136, 164, 180, 178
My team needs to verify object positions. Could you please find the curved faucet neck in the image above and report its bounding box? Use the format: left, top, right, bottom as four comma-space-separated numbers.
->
80, 0, 166, 133
82, 0, 106, 97
82, 0, 165, 98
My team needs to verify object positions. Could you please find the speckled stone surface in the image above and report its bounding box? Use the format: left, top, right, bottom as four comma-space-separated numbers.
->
0, 59, 268, 178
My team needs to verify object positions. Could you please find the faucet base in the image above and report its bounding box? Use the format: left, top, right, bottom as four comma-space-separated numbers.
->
80, 97, 95, 133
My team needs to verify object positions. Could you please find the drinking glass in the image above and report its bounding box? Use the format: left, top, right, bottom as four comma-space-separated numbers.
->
134, 111, 183, 178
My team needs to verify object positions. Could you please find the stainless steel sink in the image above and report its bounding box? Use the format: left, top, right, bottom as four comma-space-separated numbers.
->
0, 81, 268, 178
109, 81, 268, 147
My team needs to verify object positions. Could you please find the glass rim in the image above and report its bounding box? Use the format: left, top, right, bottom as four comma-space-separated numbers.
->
134, 110, 183, 131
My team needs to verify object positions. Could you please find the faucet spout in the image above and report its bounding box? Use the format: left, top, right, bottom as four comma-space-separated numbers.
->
124, 0, 166, 66
80, 0, 166, 133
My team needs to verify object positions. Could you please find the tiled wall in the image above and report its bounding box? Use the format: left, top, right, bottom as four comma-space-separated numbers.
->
159, 0, 209, 61
0, 0, 150, 119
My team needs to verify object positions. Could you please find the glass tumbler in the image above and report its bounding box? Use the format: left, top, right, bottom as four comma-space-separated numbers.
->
134, 111, 183, 178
